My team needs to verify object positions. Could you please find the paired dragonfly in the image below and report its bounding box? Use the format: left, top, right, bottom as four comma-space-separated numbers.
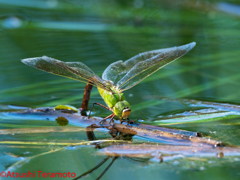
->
21, 42, 196, 123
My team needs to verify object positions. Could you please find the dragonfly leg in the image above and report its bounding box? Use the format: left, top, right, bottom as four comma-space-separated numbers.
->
119, 118, 133, 125
88, 102, 113, 119
73, 156, 111, 180
96, 156, 118, 180
108, 127, 118, 138
126, 118, 134, 126
93, 102, 112, 111
99, 113, 115, 125
109, 114, 115, 124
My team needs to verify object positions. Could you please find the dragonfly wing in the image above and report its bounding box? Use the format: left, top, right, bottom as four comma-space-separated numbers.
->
21, 56, 113, 91
102, 60, 129, 85
115, 42, 196, 91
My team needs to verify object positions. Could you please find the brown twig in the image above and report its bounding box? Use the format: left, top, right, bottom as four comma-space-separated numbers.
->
79, 83, 93, 115
5, 108, 222, 147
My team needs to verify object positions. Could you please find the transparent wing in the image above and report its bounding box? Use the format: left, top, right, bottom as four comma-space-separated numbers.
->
21, 56, 113, 92
102, 42, 196, 91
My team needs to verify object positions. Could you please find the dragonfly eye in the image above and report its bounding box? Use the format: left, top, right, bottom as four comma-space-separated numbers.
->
122, 108, 131, 119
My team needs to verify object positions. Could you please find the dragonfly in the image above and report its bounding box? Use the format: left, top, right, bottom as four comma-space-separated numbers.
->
21, 42, 196, 124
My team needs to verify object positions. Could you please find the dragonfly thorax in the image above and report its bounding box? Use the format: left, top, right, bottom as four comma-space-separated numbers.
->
97, 86, 131, 119
113, 100, 131, 119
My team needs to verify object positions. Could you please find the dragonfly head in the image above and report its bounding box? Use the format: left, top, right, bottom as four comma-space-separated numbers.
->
113, 100, 131, 119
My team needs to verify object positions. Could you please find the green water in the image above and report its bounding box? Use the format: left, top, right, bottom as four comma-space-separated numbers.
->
0, 0, 240, 179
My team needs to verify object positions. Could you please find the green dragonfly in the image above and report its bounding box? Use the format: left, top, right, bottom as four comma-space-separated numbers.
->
21, 42, 196, 123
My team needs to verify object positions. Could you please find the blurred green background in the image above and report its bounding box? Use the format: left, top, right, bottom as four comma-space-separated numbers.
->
0, 0, 240, 179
